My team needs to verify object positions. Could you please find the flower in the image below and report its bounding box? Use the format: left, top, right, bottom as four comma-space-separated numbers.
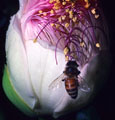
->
3, 0, 111, 118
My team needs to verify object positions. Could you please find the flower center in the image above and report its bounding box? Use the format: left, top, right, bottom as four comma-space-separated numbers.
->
29, 0, 107, 65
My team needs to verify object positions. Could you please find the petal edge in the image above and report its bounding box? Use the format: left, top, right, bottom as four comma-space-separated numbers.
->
2, 65, 36, 117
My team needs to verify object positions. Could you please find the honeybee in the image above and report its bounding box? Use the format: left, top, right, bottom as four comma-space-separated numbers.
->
49, 60, 90, 99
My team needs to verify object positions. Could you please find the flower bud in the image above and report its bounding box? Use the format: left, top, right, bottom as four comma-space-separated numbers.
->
3, 0, 111, 118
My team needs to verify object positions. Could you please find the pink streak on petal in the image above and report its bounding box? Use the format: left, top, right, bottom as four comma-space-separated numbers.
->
23, 0, 50, 13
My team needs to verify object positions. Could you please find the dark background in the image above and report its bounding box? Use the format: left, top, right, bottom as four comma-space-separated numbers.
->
0, 0, 115, 120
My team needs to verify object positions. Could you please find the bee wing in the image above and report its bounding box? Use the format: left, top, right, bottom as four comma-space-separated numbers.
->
48, 73, 65, 91
78, 76, 90, 92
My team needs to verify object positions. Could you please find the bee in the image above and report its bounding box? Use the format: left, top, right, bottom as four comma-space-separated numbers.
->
49, 60, 90, 99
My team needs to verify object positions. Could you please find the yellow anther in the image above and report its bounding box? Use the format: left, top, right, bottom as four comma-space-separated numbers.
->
50, 9, 54, 14
58, 17, 62, 22
49, 0, 54, 3
65, 56, 69, 61
69, 10, 73, 19
54, 6, 60, 10
96, 43, 100, 48
95, 14, 99, 19
50, 23, 55, 27
53, 3, 60, 10
62, 15, 66, 20
65, 23, 69, 28
71, 3, 75, 7
56, 24, 60, 29
56, 0, 60, 3
64, 47, 70, 61
69, 14, 73, 19
65, 8, 69, 13
64, 47, 70, 55
84, 0, 89, 2
84, 0, 90, 9
62, 1, 66, 5
43, 12, 47, 16
84, 2, 90, 9
33, 38, 37, 43
66, 0, 70, 2
80, 42, 85, 47
69, 10, 73, 14
38, 10, 43, 14
72, 17, 77, 22
91, 8, 96, 14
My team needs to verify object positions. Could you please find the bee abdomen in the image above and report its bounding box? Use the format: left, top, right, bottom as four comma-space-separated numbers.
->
65, 78, 78, 99
66, 88, 78, 99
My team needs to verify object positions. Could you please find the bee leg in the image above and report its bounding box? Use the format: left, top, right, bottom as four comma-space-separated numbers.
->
76, 79, 79, 86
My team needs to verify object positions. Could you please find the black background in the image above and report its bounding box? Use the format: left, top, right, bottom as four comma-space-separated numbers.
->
0, 0, 115, 120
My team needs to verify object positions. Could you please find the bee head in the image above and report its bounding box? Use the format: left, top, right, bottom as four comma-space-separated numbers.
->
66, 61, 79, 68
64, 61, 80, 76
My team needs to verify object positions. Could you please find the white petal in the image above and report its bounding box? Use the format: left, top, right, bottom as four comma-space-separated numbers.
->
25, 40, 67, 114
6, 15, 38, 109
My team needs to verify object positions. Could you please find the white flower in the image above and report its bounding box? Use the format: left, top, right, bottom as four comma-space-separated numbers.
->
3, 0, 111, 118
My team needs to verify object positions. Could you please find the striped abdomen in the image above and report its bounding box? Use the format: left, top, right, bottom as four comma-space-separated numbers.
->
65, 78, 78, 99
